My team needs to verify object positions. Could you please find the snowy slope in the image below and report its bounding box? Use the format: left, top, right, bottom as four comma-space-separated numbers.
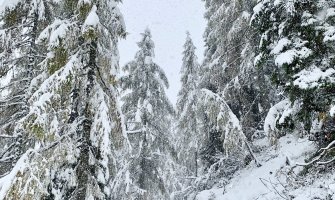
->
196, 135, 322, 200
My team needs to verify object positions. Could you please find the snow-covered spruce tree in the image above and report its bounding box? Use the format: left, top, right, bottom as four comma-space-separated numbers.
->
177, 87, 250, 198
200, 0, 274, 139
121, 29, 180, 200
253, 0, 335, 141
176, 32, 200, 178
0, 0, 131, 199
199, 0, 262, 168
200, 0, 227, 93
199, 0, 250, 165
177, 1, 266, 198
0, 0, 50, 178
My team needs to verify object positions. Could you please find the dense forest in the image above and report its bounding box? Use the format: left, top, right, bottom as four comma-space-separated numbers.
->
0, 0, 335, 199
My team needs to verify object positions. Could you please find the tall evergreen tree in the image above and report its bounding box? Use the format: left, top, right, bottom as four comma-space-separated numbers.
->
176, 32, 200, 177
0, 0, 50, 178
177, 1, 265, 198
121, 28, 179, 200
200, 0, 270, 139
199, 0, 261, 163
253, 0, 335, 139
0, 0, 130, 199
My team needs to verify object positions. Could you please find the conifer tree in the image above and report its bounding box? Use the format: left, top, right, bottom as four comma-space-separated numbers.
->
253, 0, 335, 137
176, 32, 200, 177
178, 1, 263, 197
199, 0, 275, 141
0, 0, 130, 199
121, 28, 179, 199
198, 0, 262, 162
0, 0, 50, 177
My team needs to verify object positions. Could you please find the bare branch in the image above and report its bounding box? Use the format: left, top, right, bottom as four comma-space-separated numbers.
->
0, 134, 17, 138
126, 129, 143, 134
245, 139, 262, 167
292, 140, 335, 168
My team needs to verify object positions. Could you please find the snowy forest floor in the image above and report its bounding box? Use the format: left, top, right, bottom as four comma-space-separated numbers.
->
196, 135, 335, 200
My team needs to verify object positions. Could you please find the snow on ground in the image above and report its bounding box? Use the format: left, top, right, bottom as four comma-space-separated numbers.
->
196, 135, 318, 200
290, 173, 335, 200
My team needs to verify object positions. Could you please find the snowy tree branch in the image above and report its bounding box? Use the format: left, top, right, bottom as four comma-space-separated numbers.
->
292, 140, 335, 168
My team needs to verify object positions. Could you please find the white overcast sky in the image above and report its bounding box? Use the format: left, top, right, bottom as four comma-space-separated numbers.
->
119, 0, 207, 104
